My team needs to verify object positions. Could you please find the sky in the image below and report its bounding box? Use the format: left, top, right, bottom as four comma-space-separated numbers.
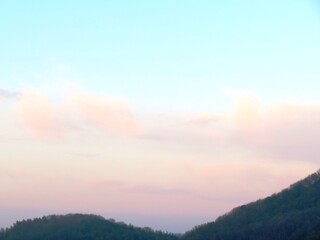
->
1, 0, 320, 233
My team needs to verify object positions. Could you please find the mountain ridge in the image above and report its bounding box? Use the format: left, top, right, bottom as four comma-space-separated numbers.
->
0, 213, 178, 240
182, 169, 320, 240
1, 170, 320, 240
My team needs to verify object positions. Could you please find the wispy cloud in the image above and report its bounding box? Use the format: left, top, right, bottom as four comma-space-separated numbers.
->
137, 90, 320, 163
186, 114, 220, 126
127, 184, 194, 197
71, 152, 99, 158
92, 179, 205, 199
0, 88, 20, 100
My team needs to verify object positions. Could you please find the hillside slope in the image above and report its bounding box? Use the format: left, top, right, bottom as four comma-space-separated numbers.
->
0, 214, 178, 240
2, 171, 320, 240
182, 170, 320, 240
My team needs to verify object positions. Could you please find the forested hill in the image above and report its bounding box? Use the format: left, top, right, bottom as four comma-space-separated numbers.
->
182, 170, 320, 240
2, 171, 320, 240
0, 214, 178, 240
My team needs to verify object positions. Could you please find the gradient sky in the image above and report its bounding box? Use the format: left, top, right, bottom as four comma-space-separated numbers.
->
1, 0, 320, 233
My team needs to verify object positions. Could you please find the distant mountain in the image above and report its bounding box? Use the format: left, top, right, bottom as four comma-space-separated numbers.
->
182, 170, 320, 240
0, 214, 178, 240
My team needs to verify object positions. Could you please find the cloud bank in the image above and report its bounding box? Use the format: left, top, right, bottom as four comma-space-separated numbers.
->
10, 89, 140, 139
0, 86, 319, 227
3, 86, 319, 164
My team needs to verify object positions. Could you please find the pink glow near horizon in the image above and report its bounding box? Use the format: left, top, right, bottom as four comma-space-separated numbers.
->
0, 87, 319, 230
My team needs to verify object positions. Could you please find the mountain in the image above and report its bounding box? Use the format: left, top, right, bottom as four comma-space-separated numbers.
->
0, 214, 178, 240
1, 171, 320, 240
182, 170, 320, 240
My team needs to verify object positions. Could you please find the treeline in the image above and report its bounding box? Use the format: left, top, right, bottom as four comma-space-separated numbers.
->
0, 214, 178, 240
182, 171, 320, 240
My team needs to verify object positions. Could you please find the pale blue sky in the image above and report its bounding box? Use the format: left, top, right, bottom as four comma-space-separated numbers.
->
1, 0, 320, 112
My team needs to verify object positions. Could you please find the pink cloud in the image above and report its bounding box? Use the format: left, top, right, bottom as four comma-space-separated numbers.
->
14, 93, 63, 139
70, 92, 140, 136
11, 90, 140, 139
229, 94, 320, 162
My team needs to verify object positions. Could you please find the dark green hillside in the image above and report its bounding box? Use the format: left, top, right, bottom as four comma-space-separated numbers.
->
182, 170, 320, 240
0, 214, 178, 240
